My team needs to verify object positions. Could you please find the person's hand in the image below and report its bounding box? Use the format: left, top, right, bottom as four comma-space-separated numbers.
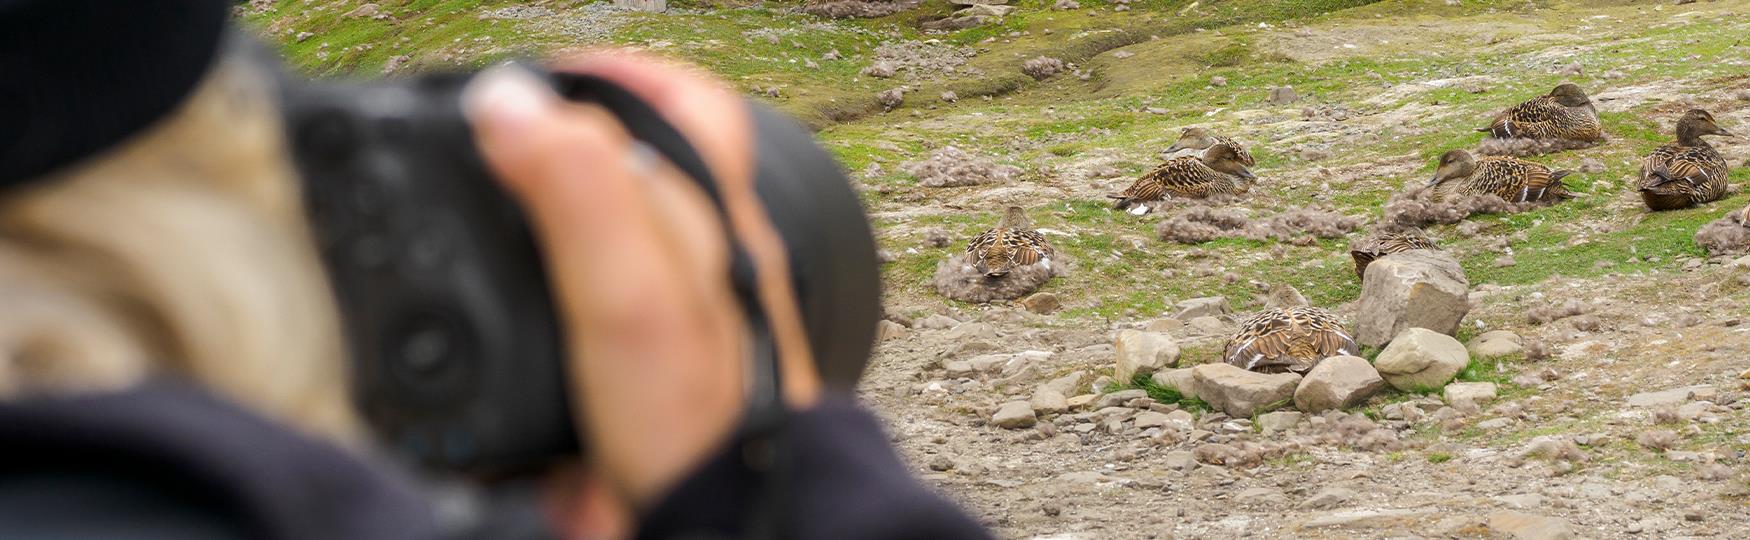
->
465, 52, 822, 523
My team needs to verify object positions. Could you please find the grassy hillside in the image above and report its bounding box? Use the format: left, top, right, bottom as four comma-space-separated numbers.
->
250, 0, 1750, 321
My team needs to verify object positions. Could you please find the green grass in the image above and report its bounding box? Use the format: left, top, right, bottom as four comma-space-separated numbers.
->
1106, 373, 1213, 412
1426, 452, 1453, 463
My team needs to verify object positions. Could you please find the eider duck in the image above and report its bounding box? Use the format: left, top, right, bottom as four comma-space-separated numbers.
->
1111, 145, 1256, 215
1350, 228, 1439, 281
1640, 109, 1735, 211
1224, 285, 1360, 374
1477, 83, 1604, 143
1164, 127, 1255, 168
965, 206, 1053, 278
1428, 149, 1574, 203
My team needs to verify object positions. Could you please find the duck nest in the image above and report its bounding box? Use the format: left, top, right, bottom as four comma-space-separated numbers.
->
903, 146, 1020, 187
1156, 206, 1363, 246
1694, 207, 1750, 257
1475, 136, 1604, 158
932, 253, 1067, 303
1381, 186, 1546, 229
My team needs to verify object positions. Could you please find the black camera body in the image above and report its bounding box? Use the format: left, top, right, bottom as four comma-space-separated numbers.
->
280, 69, 880, 473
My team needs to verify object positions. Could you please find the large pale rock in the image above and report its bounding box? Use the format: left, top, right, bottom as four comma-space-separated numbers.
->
1257, 411, 1302, 435
1468, 330, 1523, 358
1374, 328, 1470, 391
992, 401, 1036, 429
1150, 368, 1198, 400
1444, 381, 1498, 406
1114, 330, 1180, 382
957, 3, 1014, 16
1019, 292, 1061, 314
1096, 389, 1148, 409
1293, 355, 1386, 412
1487, 511, 1575, 540
1030, 388, 1068, 414
1355, 250, 1471, 347
1191, 364, 1301, 417
1174, 296, 1231, 320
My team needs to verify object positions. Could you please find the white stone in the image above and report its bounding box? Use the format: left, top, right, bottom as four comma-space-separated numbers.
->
1355, 250, 1471, 347
992, 401, 1037, 429
1175, 296, 1231, 320
1114, 330, 1180, 382
1257, 411, 1302, 435
1191, 364, 1301, 418
1150, 368, 1199, 400
1444, 381, 1499, 406
1294, 356, 1387, 412
1373, 328, 1470, 391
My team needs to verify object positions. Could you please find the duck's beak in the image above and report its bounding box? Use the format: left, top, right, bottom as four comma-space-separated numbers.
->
1426, 174, 1443, 186
1236, 169, 1257, 181
1164, 142, 1186, 154
1719, 127, 1739, 139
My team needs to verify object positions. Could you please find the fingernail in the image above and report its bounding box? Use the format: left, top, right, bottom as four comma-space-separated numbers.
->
463, 64, 555, 135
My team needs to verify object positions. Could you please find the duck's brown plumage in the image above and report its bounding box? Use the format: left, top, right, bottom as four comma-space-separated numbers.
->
965, 207, 1053, 278
1429, 150, 1575, 204
1640, 109, 1734, 211
1478, 83, 1603, 142
1350, 228, 1439, 280
1224, 306, 1359, 374
1111, 145, 1255, 212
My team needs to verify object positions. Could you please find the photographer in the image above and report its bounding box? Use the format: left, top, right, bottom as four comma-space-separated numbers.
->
0, 2, 989, 539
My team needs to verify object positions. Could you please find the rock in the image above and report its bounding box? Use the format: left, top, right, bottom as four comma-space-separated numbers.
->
944, 322, 997, 341
916, 314, 960, 329
1096, 389, 1149, 409
1444, 382, 1499, 406
1031, 387, 1069, 414
1578, 158, 1606, 173
1150, 368, 1199, 400
345, 3, 381, 18
1468, 330, 1523, 358
1191, 364, 1301, 418
1297, 487, 1355, 510
877, 88, 904, 111
928, 455, 954, 471
1355, 250, 1471, 347
861, 61, 897, 78
1145, 318, 1185, 333
1493, 493, 1546, 510
1163, 450, 1197, 470
992, 401, 1037, 429
1065, 394, 1097, 409
1042, 371, 1086, 395
1627, 386, 1706, 407
1019, 292, 1062, 314
877, 320, 909, 341
1187, 316, 1230, 336
1487, 511, 1576, 540
1294, 356, 1387, 412
1210, 75, 1228, 87
957, 3, 1015, 17
1373, 328, 1470, 392
1110, 50, 1133, 59
1257, 411, 1302, 435
940, 90, 958, 103
1269, 86, 1300, 105
1175, 296, 1231, 319
1304, 509, 1435, 529
1114, 330, 1180, 382
1133, 411, 1172, 429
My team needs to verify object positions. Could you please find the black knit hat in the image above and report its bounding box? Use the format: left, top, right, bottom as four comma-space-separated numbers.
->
0, 0, 231, 188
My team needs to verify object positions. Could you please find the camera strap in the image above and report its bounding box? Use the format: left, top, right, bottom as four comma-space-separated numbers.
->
548, 73, 791, 540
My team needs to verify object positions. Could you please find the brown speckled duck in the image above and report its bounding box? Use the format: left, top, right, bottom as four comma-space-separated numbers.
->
1164, 127, 1255, 167
1110, 145, 1256, 215
1427, 149, 1575, 203
1477, 83, 1604, 143
1224, 285, 1359, 374
1640, 109, 1736, 211
965, 206, 1053, 278
1350, 228, 1439, 280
